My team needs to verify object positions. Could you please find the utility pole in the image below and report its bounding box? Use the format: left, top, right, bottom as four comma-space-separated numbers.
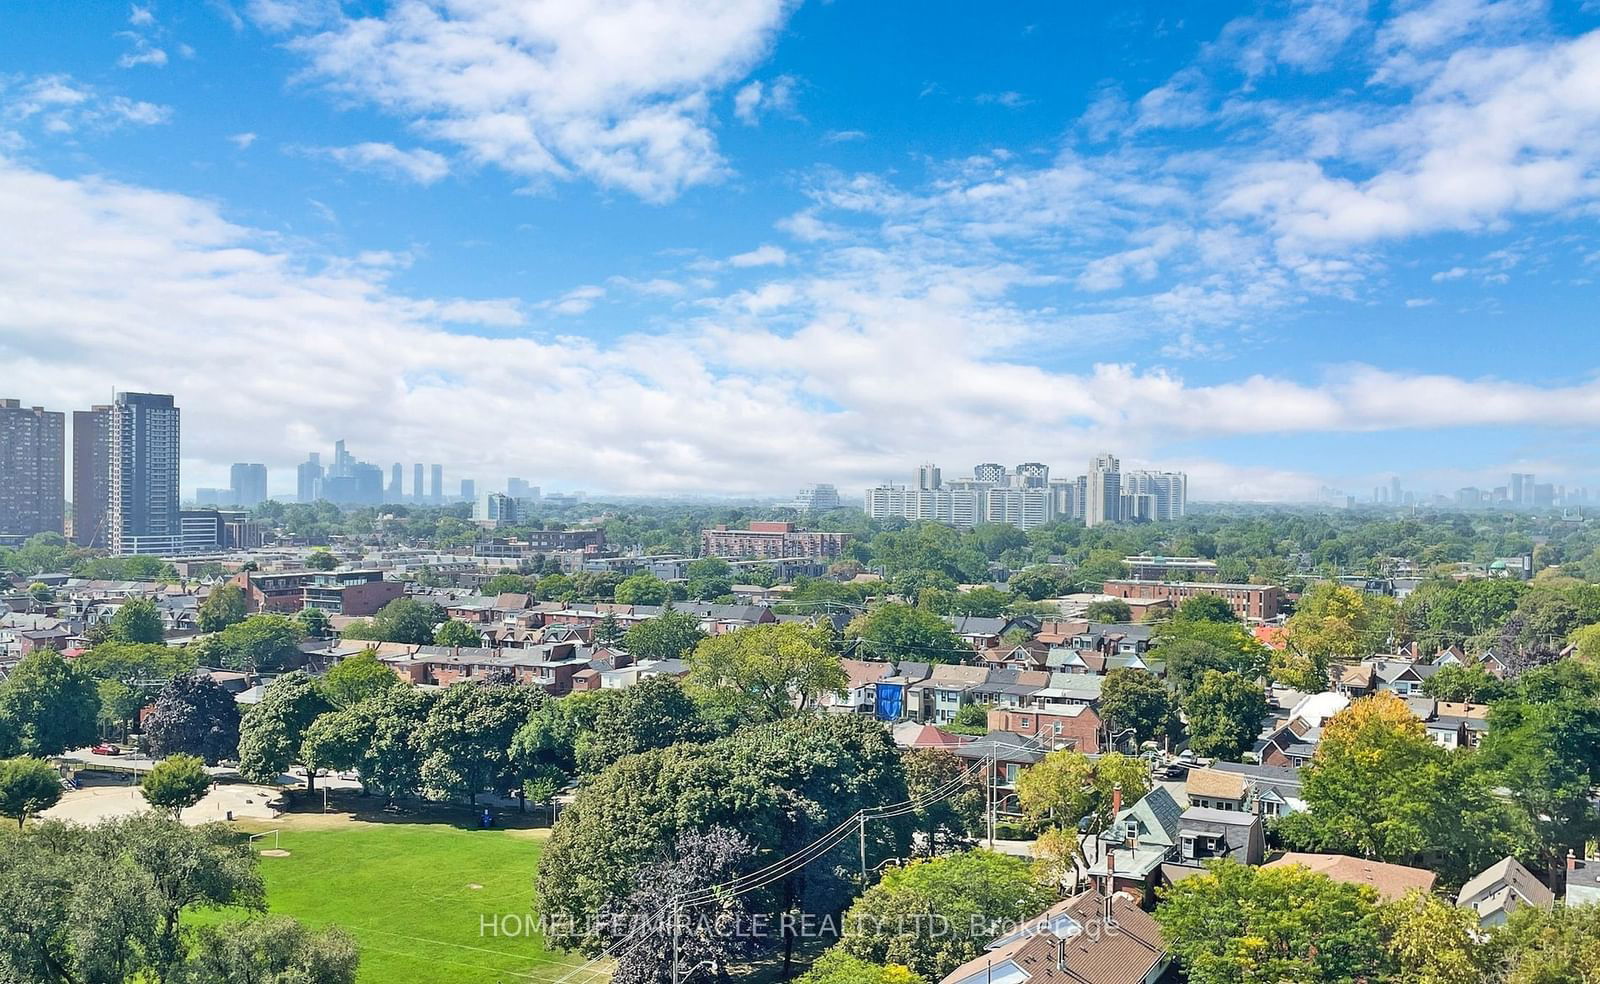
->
671, 898, 681, 984
858, 815, 867, 881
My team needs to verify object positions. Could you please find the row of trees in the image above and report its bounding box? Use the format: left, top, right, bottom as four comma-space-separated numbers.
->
0, 812, 356, 983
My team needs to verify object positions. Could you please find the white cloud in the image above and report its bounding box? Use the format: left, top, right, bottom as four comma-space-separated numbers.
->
1, 75, 172, 138
1432, 265, 1469, 281
228, 131, 257, 149
976, 91, 1031, 108
822, 129, 867, 143
1405, 296, 1436, 307
733, 74, 799, 124
129, 5, 156, 27
305, 142, 450, 184
261, 0, 798, 202
6, 157, 1600, 497
117, 38, 169, 69
544, 284, 605, 315
728, 244, 788, 267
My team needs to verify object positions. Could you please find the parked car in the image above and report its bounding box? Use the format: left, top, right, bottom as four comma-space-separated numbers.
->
1077, 815, 1094, 834
1157, 763, 1189, 780
92, 743, 122, 756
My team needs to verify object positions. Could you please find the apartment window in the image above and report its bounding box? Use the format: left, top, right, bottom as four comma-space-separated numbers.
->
1018, 715, 1031, 728
1052, 721, 1063, 736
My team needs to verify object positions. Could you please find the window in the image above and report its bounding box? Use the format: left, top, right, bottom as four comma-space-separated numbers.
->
1052, 721, 1063, 736
1018, 716, 1031, 728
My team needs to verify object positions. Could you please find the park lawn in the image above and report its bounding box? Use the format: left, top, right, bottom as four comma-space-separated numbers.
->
195, 819, 591, 984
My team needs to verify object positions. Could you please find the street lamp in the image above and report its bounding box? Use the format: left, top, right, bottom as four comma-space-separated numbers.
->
1106, 728, 1136, 754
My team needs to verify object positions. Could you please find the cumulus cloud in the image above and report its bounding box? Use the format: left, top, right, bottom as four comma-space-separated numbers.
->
733, 75, 798, 124
1, 75, 172, 138
259, 0, 798, 202
728, 244, 788, 267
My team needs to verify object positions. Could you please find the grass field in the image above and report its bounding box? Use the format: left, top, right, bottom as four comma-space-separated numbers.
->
207, 816, 594, 984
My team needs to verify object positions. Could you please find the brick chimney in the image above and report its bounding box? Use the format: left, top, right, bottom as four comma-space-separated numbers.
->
1570, 850, 1581, 871
1112, 783, 1122, 816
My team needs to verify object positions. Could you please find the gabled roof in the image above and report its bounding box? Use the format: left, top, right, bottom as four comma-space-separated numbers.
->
1102, 786, 1182, 848
1457, 856, 1554, 918
1185, 767, 1247, 801
939, 892, 1165, 984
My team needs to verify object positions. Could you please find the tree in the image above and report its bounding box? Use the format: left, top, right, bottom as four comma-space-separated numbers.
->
295, 606, 331, 639
108, 597, 165, 643
1422, 663, 1507, 703
1082, 598, 1132, 622
1156, 860, 1388, 984
1098, 668, 1176, 745
369, 598, 446, 645
608, 826, 758, 984
416, 684, 541, 803
571, 677, 710, 775
623, 610, 707, 662
304, 686, 436, 806
902, 747, 982, 855
433, 619, 482, 648
838, 850, 1053, 980
594, 612, 625, 646
1007, 565, 1073, 601
1015, 749, 1150, 839
688, 622, 847, 723
1182, 670, 1268, 760
482, 573, 536, 595
192, 615, 304, 674
75, 640, 196, 738
197, 583, 248, 633
614, 573, 673, 606
184, 916, 359, 984
798, 950, 926, 984
1176, 594, 1238, 623
1153, 617, 1269, 693
1282, 582, 1396, 687
142, 672, 242, 764
0, 650, 99, 755
141, 754, 212, 818
0, 757, 62, 827
942, 702, 990, 736
238, 672, 334, 789
1492, 903, 1600, 983
305, 549, 338, 571
1378, 889, 1487, 984
845, 604, 968, 663
319, 648, 399, 708
538, 714, 911, 963
1277, 692, 1517, 884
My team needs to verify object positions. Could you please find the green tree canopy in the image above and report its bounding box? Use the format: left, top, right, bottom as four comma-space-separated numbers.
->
623, 610, 707, 662
192, 615, 304, 674
141, 672, 242, 764
1098, 668, 1177, 745
432, 619, 482, 648
108, 597, 165, 644
197, 583, 248, 633
845, 604, 968, 663
614, 572, 673, 606
0, 756, 62, 827
838, 850, 1053, 981
141, 753, 212, 818
1182, 670, 1268, 760
1156, 860, 1388, 984
688, 622, 847, 724
237, 671, 334, 788
0, 650, 99, 756
319, 648, 400, 708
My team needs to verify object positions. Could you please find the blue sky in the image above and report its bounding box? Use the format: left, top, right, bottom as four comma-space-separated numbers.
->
1, 0, 1598, 502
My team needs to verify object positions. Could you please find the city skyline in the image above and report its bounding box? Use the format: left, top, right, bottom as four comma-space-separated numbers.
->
2, 4, 1600, 500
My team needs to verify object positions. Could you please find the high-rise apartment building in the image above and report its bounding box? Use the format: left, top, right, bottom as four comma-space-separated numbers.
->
460, 479, 475, 501
108, 392, 180, 555
230, 463, 267, 508
868, 455, 1183, 531
430, 464, 442, 504
389, 463, 403, 501
71, 404, 112, 546
297, 453, 323, 503
791, 483, 842, 513
413, 463, 424, 502
1086, 453, 1121, 528
0, 399, 65, 536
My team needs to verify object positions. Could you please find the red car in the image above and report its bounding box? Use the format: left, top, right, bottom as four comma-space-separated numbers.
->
92, 743, 122, 756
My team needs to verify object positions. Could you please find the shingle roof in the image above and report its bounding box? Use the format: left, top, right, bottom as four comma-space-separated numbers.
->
1184, 767, 1247, 801
939, 892, 1165, 984
1265, 853, 1436, 901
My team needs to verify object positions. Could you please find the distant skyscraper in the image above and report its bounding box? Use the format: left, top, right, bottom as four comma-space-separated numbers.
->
413, 463, 424, 502
1015, 462, 1049, 488
917, 463, 942, 491
430, 464, 442, 504
1086, 453, 1121, 528
460, 478, 475, 501
791, 484, 841, 513
230, 463, 267, 508
1390, 476, 1402, 505
108, 392, 180, 555
0, 398, 65, 536
297, 453, 323, 503
974, 462, 1006, 484
72, 404, 112, 546
389, 463, 402, 501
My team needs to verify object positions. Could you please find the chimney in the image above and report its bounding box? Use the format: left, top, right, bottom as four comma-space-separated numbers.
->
1112, 783, 1122, 817
1570, 850, 1581, 871
1106, 850, 1115, 875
